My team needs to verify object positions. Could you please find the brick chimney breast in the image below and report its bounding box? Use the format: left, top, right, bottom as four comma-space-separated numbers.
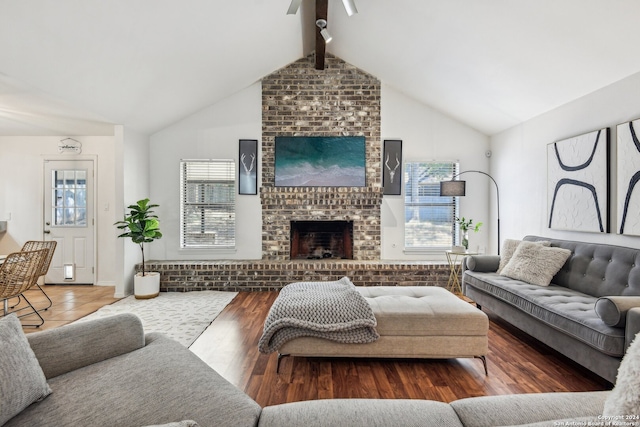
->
261, 54, 382, 261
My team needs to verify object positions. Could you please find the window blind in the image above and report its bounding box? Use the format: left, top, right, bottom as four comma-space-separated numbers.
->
404, 161, 459, 249
180, 160, 236, 248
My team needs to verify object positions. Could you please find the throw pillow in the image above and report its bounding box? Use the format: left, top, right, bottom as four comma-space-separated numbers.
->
0, 315, 52, 426
465, 255, 500, 272
499, 241, 571, 287
497, 239, 550, 273
603, 332, 640, 417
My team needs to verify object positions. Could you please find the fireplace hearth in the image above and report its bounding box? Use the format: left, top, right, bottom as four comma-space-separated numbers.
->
290, 221, 353, 260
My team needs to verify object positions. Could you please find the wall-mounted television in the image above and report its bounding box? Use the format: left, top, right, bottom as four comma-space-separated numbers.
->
275, 136, 366, 187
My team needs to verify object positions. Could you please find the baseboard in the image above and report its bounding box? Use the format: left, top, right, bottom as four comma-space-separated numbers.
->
95, 281, 116, 287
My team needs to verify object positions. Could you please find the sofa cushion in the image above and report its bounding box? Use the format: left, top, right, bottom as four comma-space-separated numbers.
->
603, 332, 640, 417
27, 312, 145, 379
259, 398, 464, 427
4, 333, 261, 427
450, 391, 609, 427
595, 296, 640, 328
464, 271, 626, 356
0, 315, 52, 426
522, 235, 640, 298
500, 241, 571, 286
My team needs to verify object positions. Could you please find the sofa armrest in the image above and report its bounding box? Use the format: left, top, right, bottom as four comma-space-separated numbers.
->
450, 391, 610, 427
626, 307, 640, 351
27, 313, 145, 379
463, 255, 500, 273
595, 296, 640, 327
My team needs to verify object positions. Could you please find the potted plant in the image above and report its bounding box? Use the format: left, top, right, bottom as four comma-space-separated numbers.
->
455, 217, 482, 251
115, 198, 163, 299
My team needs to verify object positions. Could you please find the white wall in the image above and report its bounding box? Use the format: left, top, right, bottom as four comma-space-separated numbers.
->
149, 82, 263, 260
0, 135, 118, 286
147, 82, 491, 262
491, 70, 640, 249
113, 126, 151, 297
381, 85, 492, 259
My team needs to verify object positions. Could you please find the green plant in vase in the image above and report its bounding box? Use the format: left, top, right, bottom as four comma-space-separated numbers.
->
114, 198, 163, 298
455, 217, 482, 251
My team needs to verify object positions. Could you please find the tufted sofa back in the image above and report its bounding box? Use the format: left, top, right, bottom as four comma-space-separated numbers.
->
523, 235, 640, 298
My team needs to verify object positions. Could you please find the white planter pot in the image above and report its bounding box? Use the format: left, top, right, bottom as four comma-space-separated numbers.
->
134, 272, 160, 299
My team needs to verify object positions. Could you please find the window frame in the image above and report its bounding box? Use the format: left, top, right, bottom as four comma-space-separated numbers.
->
403, 160, 460, 251
179, 159, 236, 250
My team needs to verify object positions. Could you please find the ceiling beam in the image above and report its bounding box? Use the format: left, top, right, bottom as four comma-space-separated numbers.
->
315, 0, 328, 70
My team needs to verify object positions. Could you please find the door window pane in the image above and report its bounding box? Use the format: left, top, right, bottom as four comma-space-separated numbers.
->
51, 169, 88, 227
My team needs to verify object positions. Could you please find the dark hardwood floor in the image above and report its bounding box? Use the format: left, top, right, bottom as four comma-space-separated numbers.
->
189, 291, 613, 407
19, 286, 613, 407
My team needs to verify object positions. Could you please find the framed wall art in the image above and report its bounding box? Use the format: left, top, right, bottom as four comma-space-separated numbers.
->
239, 139, 258, 195
274, 136, 366, 187
382, 139, 402, 195
617, 117, 640, 235
547, 128, 609, 233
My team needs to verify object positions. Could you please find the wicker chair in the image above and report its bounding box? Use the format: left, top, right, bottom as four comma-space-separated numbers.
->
0, 249, 48, 327
21, 240, 57, 311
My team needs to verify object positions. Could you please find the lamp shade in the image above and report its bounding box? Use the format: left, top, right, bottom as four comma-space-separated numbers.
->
440, 180, 466, 197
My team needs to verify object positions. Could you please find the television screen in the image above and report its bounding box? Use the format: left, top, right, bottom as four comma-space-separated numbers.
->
275, 136, 366, 187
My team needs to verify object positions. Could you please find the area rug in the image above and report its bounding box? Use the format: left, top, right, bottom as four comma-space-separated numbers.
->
76, 291, 238, 347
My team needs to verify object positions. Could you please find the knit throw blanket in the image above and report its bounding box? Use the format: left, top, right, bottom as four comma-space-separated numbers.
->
258, 277, 380, 354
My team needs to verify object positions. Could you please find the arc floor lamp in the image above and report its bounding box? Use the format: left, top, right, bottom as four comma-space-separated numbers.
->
440, 170, 501, 255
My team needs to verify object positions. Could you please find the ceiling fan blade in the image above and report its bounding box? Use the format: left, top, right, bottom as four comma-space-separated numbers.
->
341, 0, 358, 16
287, 0, 303, 14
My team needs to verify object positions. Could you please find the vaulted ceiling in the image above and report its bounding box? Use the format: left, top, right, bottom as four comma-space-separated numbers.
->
1, 0, 639, 137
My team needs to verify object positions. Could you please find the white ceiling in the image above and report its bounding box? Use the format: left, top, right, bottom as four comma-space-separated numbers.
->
1, 0, 639, 137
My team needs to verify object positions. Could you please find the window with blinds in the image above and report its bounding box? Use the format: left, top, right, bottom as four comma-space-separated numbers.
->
404, 161, 459, 249
180, 160, 236, 249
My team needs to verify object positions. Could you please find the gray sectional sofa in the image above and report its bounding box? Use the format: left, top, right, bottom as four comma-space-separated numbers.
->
463, 235, 640, 383
4, 311, 636, 427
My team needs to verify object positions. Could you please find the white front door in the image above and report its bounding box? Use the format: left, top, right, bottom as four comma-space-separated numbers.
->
43, 160, 95, 284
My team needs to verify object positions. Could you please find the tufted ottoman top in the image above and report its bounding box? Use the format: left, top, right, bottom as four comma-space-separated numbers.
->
357, 286, 488, 337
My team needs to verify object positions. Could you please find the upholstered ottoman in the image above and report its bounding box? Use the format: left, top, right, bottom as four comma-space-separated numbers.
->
277, 286, 489, 373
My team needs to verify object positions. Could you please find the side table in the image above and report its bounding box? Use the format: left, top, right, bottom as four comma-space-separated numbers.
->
445, 250, 477, 295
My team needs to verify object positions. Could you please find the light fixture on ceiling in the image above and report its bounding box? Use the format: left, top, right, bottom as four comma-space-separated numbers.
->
341, 0, 358, 16
287, 0, 358, 16
287, 0, 302, 14
316, 19, 332, 43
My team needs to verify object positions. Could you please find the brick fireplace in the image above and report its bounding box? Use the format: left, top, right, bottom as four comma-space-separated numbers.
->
260, 54, 383, 261
144, 53, 450, 292
290, 220, 353, 260
261, 187, 382, 260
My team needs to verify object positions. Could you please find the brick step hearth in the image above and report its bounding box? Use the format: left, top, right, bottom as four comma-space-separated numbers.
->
139, 260, 451, 292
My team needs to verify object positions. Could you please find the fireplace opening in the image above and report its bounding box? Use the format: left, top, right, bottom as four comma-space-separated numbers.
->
290, 221, 353, 260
